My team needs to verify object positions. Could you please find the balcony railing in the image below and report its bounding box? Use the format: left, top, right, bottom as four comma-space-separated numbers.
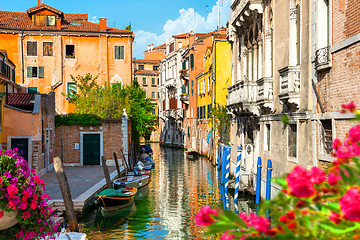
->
227, 80, 258, 113
315, 46, 331, 70
278, 66, 300, 106
256, 77, 273, 110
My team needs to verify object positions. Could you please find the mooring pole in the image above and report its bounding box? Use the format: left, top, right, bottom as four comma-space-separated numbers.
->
113, 152, 122, 177
255, 157, 262, 205
53, 157, 79, 232
218, 144, 222, 186
234, 146, 242, 214
221, 144, 226, 185
224, 145, 231, 210
266, 159, 272, 200
101, 156, 112, 188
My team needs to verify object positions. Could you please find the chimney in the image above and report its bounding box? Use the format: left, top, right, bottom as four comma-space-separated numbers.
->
151, 44, 154, 51
189, 31, 195, 46
56, 17, 62, 30
99, 18, 107, 31
38, 0, 41, 6
148, 44, 150, 51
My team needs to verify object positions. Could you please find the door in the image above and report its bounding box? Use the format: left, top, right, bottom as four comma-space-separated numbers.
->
11, 138, 29, 161
83, 134, 101, 165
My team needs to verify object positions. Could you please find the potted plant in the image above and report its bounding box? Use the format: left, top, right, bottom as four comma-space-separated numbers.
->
0, 149, 58, 239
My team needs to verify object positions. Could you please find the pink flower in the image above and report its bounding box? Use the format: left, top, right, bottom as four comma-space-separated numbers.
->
286, 166, 325, 197
30, 200, 37, 210
328, 172, 341, 186
195, 206, 218, 226
339, 187, 360, 221
7, 184, 18, 198
0, 211, 4, 219
22, 211, 32, 220
220, 231, 236, 240
341, 102, 357, 113
329, 212, 341, 224
349, 126, 360, 143
248, 213, 270, 233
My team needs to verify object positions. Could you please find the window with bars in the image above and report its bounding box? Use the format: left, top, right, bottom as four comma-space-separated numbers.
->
27, 41, 37, 56
321, 120, 332, 154
43, 42, 53, 56
288, 124, 297, 157
114, 46, 124, 60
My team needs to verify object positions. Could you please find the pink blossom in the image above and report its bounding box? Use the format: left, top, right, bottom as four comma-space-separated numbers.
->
195, 205, 218, 226
309, 167, 326, 184
30, 200, 37, 210
7, 184, 18, 198
0, 211, 4, 219
349, 126, 360, 143
248, 213, 270, 233
22, 211, 32, 220
341, 102, 357, 113
339, 187, 360, 221
220, 231, 236, 240
328, 172, 341, 186
329, 212, 341, 224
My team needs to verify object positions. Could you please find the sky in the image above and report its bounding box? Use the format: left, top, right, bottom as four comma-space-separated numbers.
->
2, 0, 230, 58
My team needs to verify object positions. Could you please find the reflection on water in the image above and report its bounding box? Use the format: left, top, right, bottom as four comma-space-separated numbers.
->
80, 144, 254, 239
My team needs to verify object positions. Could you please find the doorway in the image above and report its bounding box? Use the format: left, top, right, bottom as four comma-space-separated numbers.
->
81, 133, 102, 165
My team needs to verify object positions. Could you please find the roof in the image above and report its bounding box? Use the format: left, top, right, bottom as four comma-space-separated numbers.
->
0, 5, 132, 34
6, 93, 34, 107
134, 69, 159, 76
0, 49, 15, 67
133, 59, 160, 64
26, 4, 63, 15
172, 32, 208, 38
144, 43, 166, 52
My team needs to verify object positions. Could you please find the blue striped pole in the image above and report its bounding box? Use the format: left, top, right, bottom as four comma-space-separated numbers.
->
218, 145, 222, 187
224, 145, 231, 210
255, 157, 262, 205
266, 159, 272, 200
234, 146, 242, 214
221, 145, 226, 184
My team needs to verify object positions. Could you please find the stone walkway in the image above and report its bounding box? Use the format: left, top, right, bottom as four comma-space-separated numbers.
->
43, 166, 116, 200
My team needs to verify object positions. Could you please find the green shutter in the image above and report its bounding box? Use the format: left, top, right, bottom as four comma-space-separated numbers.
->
12, 69, 15, 82
182, 61, 186, 70
120, 46, 125, 60
115, 46, 120, 59
39, 67, 44, 78
190, 54, 194, 69
67, 83, 77, 98
27, 66, 32, 78
28, 87, 38, 94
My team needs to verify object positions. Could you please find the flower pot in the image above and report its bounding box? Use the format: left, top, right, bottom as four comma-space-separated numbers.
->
0, 209, 18, 230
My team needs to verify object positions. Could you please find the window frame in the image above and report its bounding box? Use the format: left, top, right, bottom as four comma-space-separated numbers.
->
27, 87, 38, 94
142, 77, 147, 86
46, 15, 56, 26
67, 82, 77, 99
65, 44, 75, 59
43, 41, 54, 57
264, 123, 271, 153
26, 41, 38, 56
287, 122, 298, 163
26, 66, 44, 79
114, 45, 125, 60
151, 77, 156, 86
319, 119, 335, 162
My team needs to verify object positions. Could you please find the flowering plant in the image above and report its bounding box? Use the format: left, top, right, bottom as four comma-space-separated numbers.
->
0, 149, 58, 240
195, 102, 360, 239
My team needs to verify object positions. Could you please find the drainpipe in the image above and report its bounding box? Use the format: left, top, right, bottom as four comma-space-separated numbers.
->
21, 30, 25, 84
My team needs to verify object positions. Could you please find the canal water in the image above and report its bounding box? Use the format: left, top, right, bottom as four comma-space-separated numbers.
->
79, 144, 254, 239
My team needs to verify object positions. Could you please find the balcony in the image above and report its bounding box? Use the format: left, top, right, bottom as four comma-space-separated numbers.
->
230, 0, 263, 26
278, 66, 300, 106
315, 46, 331, 71
256, 77, 273, 111
227, 80, 259, 115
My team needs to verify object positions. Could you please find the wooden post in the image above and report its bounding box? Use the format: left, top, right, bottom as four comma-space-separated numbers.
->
119, 149, 128, 175
113, 152, 122, 177
53, 157, 79, 232
101, 156, 112, 188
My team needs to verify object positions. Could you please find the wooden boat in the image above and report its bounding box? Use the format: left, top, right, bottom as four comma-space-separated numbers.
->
113, 175, 150, 189
127, 169, 151, 176
135, 161, 153, 171
186, 151, 199, 160
96, 202, 136, 230
95, 187, 137, 212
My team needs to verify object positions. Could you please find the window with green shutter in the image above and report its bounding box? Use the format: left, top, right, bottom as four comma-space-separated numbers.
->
67, 82, 77, 99
38, 67, 44, 78
26, 66, 43, 78
27, 87, 38, 94
115, 46, 125, 60
190, 54, 194, 69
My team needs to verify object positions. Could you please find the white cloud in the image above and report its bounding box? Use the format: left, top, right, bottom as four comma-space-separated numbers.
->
89, 16, 99, 23
133, 0, 230, 58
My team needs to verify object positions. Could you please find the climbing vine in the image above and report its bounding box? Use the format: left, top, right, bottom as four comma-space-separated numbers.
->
211, 104, 230, 144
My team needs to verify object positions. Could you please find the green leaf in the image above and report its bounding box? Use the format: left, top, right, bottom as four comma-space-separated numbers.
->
206, 222, 239, 234
323, 202, 340, 212
321, 223, 360, 234
273, 178, 288, 188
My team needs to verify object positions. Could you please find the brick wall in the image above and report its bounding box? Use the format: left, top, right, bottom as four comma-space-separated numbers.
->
55, 119, 127, 165
345, 0, 360, 38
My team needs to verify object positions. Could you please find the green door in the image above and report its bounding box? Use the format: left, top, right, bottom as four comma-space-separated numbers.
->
83, 134, 101, 165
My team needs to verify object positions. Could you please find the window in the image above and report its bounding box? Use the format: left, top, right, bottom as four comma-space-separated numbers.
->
152, 108, 156, 115
191, 80, 194, 95
296, 4, 301, 65
27, 87, 38, 94
151, 78, 156, 85
27, 41, 37, 56
207, 104, 212, 118
207, 77, 211, 92
151, 91, 156, 99
157, 78, 159, 85
190, 54, 194, 69
288, 124, 297, 157
138, 65, 144, 70
43, 42, 53, 56
67, 82, 77, 98
321, 120, 332, 154
153, 65, 159, 71
157, 91, 160, 99
114, 46, 124, 60
142, 77, 147, 85
47, 16, 56, 26
26, 66, 44, 78
134, 76, 138, 82
65, 45, 75, 58
265, 124, 271, 152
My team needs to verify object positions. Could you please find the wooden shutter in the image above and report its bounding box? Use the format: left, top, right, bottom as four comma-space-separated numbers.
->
26, 66, 32, 78
27, 42, 37, 56
120, 46, 125, 60
38, 67, 44, 78
114, 46, 120, 59
190, 54, 194, 69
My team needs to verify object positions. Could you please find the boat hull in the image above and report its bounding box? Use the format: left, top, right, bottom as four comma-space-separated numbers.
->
113, 175, 150, 189
96, 188, 137, 213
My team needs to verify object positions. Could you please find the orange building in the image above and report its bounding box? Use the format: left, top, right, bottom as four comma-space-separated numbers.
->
0, 2, 134, 113
144, 44, 166, 61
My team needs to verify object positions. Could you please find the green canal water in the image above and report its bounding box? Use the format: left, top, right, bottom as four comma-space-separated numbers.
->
79, 144, 254, 239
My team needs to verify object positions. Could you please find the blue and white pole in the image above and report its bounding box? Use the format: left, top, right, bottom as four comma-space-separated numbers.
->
221, 145, 227, 185
224, 145, 231, 210
234, 146, 242, 214
255, 157, 262, 205
266, 159, 272, 200
218, 144, 222, 186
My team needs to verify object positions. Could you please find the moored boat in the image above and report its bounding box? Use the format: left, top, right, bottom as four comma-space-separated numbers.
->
95, 187, 137, 212
186, 151, 199, 160
127, 169, 151, 176
113, 175, 150, 189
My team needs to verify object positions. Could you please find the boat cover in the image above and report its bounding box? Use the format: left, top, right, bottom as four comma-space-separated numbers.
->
95, 188, 128, 197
